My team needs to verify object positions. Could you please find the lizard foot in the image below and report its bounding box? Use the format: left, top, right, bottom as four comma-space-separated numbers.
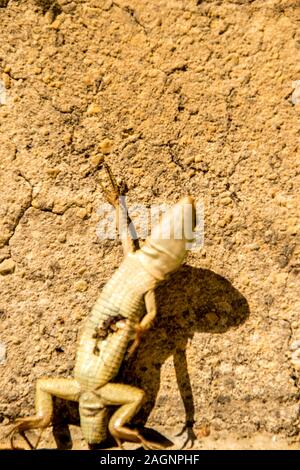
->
9, 416, 46, 450
138, 432, 169, 450
126, 325, 146, 359
110, 425, 169, 450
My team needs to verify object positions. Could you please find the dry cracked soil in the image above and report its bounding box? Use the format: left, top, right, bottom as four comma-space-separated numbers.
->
0, 0, 299, 450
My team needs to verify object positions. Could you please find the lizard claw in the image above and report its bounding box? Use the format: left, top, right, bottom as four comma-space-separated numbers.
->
126, 325, 147, 359
175, 424, 197, 449
99, 162, 128, 208
8, 417, 46, 450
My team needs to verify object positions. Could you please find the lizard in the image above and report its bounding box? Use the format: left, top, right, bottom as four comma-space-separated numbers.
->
8, 163, 196, 450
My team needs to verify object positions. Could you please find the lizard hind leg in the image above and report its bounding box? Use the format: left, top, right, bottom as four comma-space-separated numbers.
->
10, 378, 81, 450
100, 382, 165, 450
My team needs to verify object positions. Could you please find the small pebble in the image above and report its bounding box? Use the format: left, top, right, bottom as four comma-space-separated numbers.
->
49, 15, 63, 30
76, 208, 88, 219
218, 218, 227, 228
90, 154, 104, 167
12, 338, 21, 345
87, 103, 101, 115
83, 69, 102, 86
63, 132, 73, 144
32, 66, 42, 75
103, 0, 113, 10
99, 138, 113, 154
287, 223, 298, 236
267, 173, 278, 181
196, 425, 210, 438
2, 73, 11, 89
238, 274, 250, 286
220, 197, 232, 206
290, 339, 300, 351
0, 246, 10, 263
184, 156, 195, 165
0, 258, 15, 275
74, 280, 88, 292
53, 200, 69, 214
248, 243, 260, 251
58, 232, 67, 243
188, 105, 198, 115
46, 167, 61, 177
131, 168, 143, 176
218, 212, 232, 228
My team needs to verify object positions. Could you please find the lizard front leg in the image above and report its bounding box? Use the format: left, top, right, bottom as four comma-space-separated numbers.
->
10, 378, 80, 449
99, 383, 164, 450
99, 162, 138, 255
127, 288, 157, 358
100, 163, 157, 356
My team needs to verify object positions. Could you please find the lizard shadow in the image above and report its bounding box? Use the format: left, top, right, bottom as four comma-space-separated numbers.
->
119, 265, 250, 447
51, 265, 249, 449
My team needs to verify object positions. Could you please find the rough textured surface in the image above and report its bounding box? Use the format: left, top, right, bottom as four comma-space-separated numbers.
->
0, 0, 299, 450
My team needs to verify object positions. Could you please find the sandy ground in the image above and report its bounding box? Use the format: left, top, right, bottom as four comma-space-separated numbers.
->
0, 0, 299, 450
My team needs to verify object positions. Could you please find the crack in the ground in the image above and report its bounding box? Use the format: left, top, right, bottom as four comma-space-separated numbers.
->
3, 171, 33, 252
112, 2, 147, 34
3, 170, 85, 252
